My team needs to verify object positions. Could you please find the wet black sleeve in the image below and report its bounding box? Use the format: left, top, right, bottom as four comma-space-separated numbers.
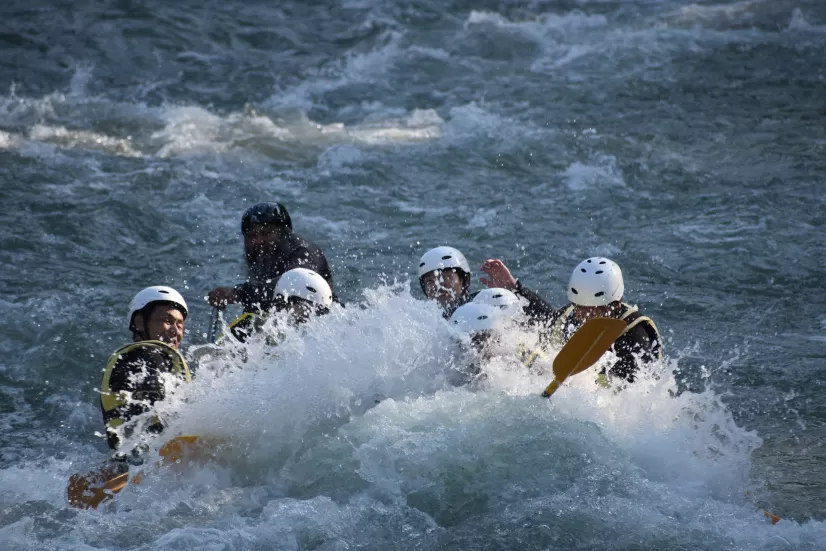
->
514, 280, 557, 326
608, 324, 657, 383
234, 281, 253, 307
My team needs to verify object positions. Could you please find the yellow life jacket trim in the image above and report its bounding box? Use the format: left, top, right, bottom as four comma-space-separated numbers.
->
228, 312, 260, 331
518, 344, 546, 369
548, 305, 575, 344
100, 341, 190, 414
618, 304, 663, 359
545, 303, 662, 359
215, 312, 264, 344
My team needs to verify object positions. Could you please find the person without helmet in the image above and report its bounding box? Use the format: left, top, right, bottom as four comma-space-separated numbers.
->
100, 287, 191, 453
226, 268, 334, 341
417, 246, 473, 317
208, 202, 336, 315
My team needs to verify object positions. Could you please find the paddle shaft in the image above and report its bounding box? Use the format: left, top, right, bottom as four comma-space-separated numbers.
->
207, 308, 220, 344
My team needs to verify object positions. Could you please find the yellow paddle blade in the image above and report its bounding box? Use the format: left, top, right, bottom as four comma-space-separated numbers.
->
67, 435, 200, 509
67, 463, 129, 509
159, 435, 200, 464
542, 317, 627, 398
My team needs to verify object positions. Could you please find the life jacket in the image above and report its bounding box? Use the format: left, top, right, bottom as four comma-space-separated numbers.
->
224, 312, 264, 343
523, 303, 662, 368
519, 343, 546, 369
100, 341, 190, 449
216, 312, 287, 350
617, 305, 663, 360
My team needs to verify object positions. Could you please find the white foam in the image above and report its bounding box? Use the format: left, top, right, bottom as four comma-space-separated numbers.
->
0, 130, 22, 150
787, 8, 825, 32
266, 31, 403, 110
29, 125, 143, 158
153, 105, 441, 158
0, 87, 440, 161
5, 287, 826, 547
564, 155, 627, 191
465, 9, 607, 38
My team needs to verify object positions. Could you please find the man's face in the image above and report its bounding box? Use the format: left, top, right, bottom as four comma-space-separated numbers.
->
244, 226, 284, 266
421, 269, 465, 306
141, 305, 185, 349
573, 304, 614, 323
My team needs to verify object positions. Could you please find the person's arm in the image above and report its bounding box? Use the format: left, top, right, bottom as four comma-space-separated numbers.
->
479, 259, 556, 325
512, 280, 557, 326
208, 286, 240, 308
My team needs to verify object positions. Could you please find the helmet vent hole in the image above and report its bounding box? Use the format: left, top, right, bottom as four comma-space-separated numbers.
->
571, 288, 578, 294
478, 315, 488, 321
587, 259, 592, 263
595, 291, 605, 297
306, 286, 317, 293
441, 255, 452, 260
595, 270, 604, 274
599, 260, 607, 265
419, 262, 425, 267
580, 268, 587, 273
159, 290, 169, 294
493, 293, 502, 298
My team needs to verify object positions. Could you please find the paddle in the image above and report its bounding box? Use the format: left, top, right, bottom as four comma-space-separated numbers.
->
542, 317, 627, 398
207, 307, 220, 344
67, 436, 200, 509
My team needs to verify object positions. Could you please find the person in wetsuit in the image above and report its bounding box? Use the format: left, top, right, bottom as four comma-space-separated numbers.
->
480, 257, 662, 383
100, 286, 191, 454
224, 267, 334, 342
208, 202, 335, 314
417, 246, 474, 318
447, 301, 516, 386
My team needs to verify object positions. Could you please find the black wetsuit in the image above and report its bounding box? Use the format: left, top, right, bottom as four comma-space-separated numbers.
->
443, 282, 554, 324
235, 230, 335, 313
442, 293, 474, 319
100, 342, 190, 451
513, 280, 558, 326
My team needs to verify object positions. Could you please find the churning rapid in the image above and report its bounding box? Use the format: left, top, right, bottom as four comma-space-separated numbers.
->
1, 1, 825, 550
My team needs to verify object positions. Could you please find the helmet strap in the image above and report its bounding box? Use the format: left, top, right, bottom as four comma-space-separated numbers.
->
135, 306, 153, 341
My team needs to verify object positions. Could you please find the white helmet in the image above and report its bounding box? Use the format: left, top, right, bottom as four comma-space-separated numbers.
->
449, 302, 508, 334
417, 246, 470, 278
128, 286, 188, 329
567, 257, 624, 307
472, 288, 522, 316
274, 268, 333, 308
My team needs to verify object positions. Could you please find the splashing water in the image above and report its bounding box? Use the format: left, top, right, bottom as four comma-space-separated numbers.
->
2, 287, 813, 550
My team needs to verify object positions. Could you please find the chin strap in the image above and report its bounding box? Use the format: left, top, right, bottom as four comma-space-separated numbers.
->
131, 306, 152, 341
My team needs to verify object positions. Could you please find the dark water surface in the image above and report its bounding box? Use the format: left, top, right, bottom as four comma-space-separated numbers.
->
1, 1, 825, 549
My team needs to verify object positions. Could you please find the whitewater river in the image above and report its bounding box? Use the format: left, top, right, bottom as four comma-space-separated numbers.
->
1, 1, 825, 549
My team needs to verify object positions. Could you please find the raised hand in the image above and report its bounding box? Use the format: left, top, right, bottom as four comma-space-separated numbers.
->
207, 286, 238, 309
479, 259, 517, 289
